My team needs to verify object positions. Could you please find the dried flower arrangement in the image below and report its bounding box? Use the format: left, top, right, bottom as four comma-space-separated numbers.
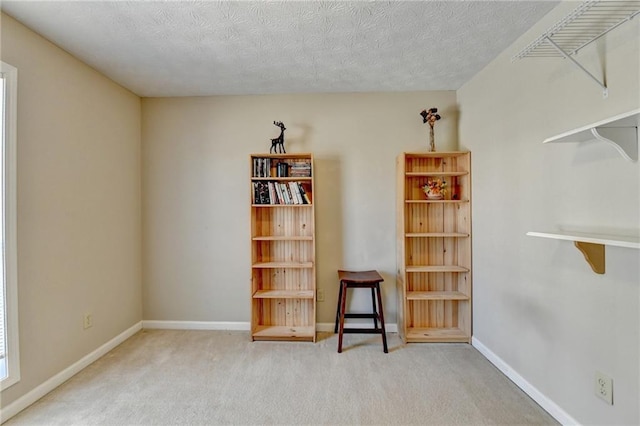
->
422, 178, 447, 199
420, 107, 442, 152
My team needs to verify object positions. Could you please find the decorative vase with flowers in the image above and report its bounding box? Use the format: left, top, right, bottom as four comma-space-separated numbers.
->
420, 107, 441, 152
422, 178, 447, 200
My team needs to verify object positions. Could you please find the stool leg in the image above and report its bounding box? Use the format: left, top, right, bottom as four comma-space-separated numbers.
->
334, 280, 344, 333
370, 287, 379, 330
375, 283, 388, 353
337, 282, 348, 353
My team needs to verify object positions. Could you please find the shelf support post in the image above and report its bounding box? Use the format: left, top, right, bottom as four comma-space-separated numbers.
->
544, 36, 608, 98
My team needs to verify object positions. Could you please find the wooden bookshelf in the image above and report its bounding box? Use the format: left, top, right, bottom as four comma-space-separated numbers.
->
250, 153, 316, 342
396, 152, 472, 343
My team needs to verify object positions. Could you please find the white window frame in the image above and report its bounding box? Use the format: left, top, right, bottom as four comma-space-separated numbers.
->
1, 61, 20, 390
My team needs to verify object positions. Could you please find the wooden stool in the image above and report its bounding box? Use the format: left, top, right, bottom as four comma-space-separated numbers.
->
334, 270, 388, 353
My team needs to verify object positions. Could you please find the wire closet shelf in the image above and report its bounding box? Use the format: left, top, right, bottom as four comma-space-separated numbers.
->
512, 0, 640, 97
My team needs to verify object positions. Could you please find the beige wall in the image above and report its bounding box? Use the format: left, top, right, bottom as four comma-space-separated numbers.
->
458, 2, 639, 424
0, 14, 142, 407
4, 1, 638, 423
142, 92, 457, 324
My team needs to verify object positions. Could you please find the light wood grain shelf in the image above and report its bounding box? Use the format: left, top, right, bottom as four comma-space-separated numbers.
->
407, 291, 469, 301
252, 204, 312, 208
252, 176, 313, 181
397, 152, 472, 344
250, 153, 316, 342
252, 262, 313, 269
405, 327, 469, 343
527, 230, 640, 274
252, 325, 315, 341
252, 236, 314, 241
406, 265, 469, 273
405, 200, 469, 204
402, 151, 469, 158
253, 290, 314, 299
405, 232, 469, 238
405, 171, 469, 177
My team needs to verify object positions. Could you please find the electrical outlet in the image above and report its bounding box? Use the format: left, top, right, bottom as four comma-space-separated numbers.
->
317, 289, 325, 302
595, 371, 613, 405
83, 313, 93, 329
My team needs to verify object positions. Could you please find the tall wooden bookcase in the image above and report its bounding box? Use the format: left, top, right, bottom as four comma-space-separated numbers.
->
250, 153, 316, 342
396, 152, 471, 343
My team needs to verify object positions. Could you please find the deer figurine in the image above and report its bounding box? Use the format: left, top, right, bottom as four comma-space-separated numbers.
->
270, 121, 287, 154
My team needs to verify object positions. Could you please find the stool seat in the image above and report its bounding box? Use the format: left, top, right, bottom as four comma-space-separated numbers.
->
335, 269, 388, 353
338, 270, 383, 284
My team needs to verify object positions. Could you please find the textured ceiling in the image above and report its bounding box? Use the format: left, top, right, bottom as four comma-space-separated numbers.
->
1, 1, 559, 97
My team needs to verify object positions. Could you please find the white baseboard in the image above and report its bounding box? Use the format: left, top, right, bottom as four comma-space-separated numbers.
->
141, 320, 397, 334
1, 321, 143, 424
142, 320, 250, 331
472, 337, 579, 426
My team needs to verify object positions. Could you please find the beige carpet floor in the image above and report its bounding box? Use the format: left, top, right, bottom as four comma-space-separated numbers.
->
6, 329, 558, 425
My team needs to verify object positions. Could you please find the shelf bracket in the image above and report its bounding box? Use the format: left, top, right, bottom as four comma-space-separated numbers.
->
573, 241, 605, 274
590, 126, 638, 162
545, 36, 608, 98
543, 109, 639, 161
528, 230, 639, 275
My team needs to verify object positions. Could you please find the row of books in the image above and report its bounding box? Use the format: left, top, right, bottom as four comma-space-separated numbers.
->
253, 181, 311, 205
252, 157, 312, 178
288, 160, 312, 177
253, 158, 274, 178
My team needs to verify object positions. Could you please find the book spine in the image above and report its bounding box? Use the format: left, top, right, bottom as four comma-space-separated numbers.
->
259, 182, 270, 204
268, 182, 276, 204
287, 182, 298, 204
298, 182, 311, 204
284, 183, 295, 204
255, 182, 261, 204
274, 182, 284, 204
293, 182, 304, 204
280, 183, 291, 204
295, 182, 303, 204
253, 182, 259, 204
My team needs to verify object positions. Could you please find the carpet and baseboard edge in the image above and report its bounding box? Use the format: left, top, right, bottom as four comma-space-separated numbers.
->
472, 337, 578, 426
1, 323, 566, 425
0, 321, 143, 424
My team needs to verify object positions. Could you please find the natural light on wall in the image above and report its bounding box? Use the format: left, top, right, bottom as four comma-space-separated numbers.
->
0, 71, 5, 378
0, 61, 20, 390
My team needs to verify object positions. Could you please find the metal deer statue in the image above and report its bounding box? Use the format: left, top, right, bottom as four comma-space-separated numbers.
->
270, 121, 287, 154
